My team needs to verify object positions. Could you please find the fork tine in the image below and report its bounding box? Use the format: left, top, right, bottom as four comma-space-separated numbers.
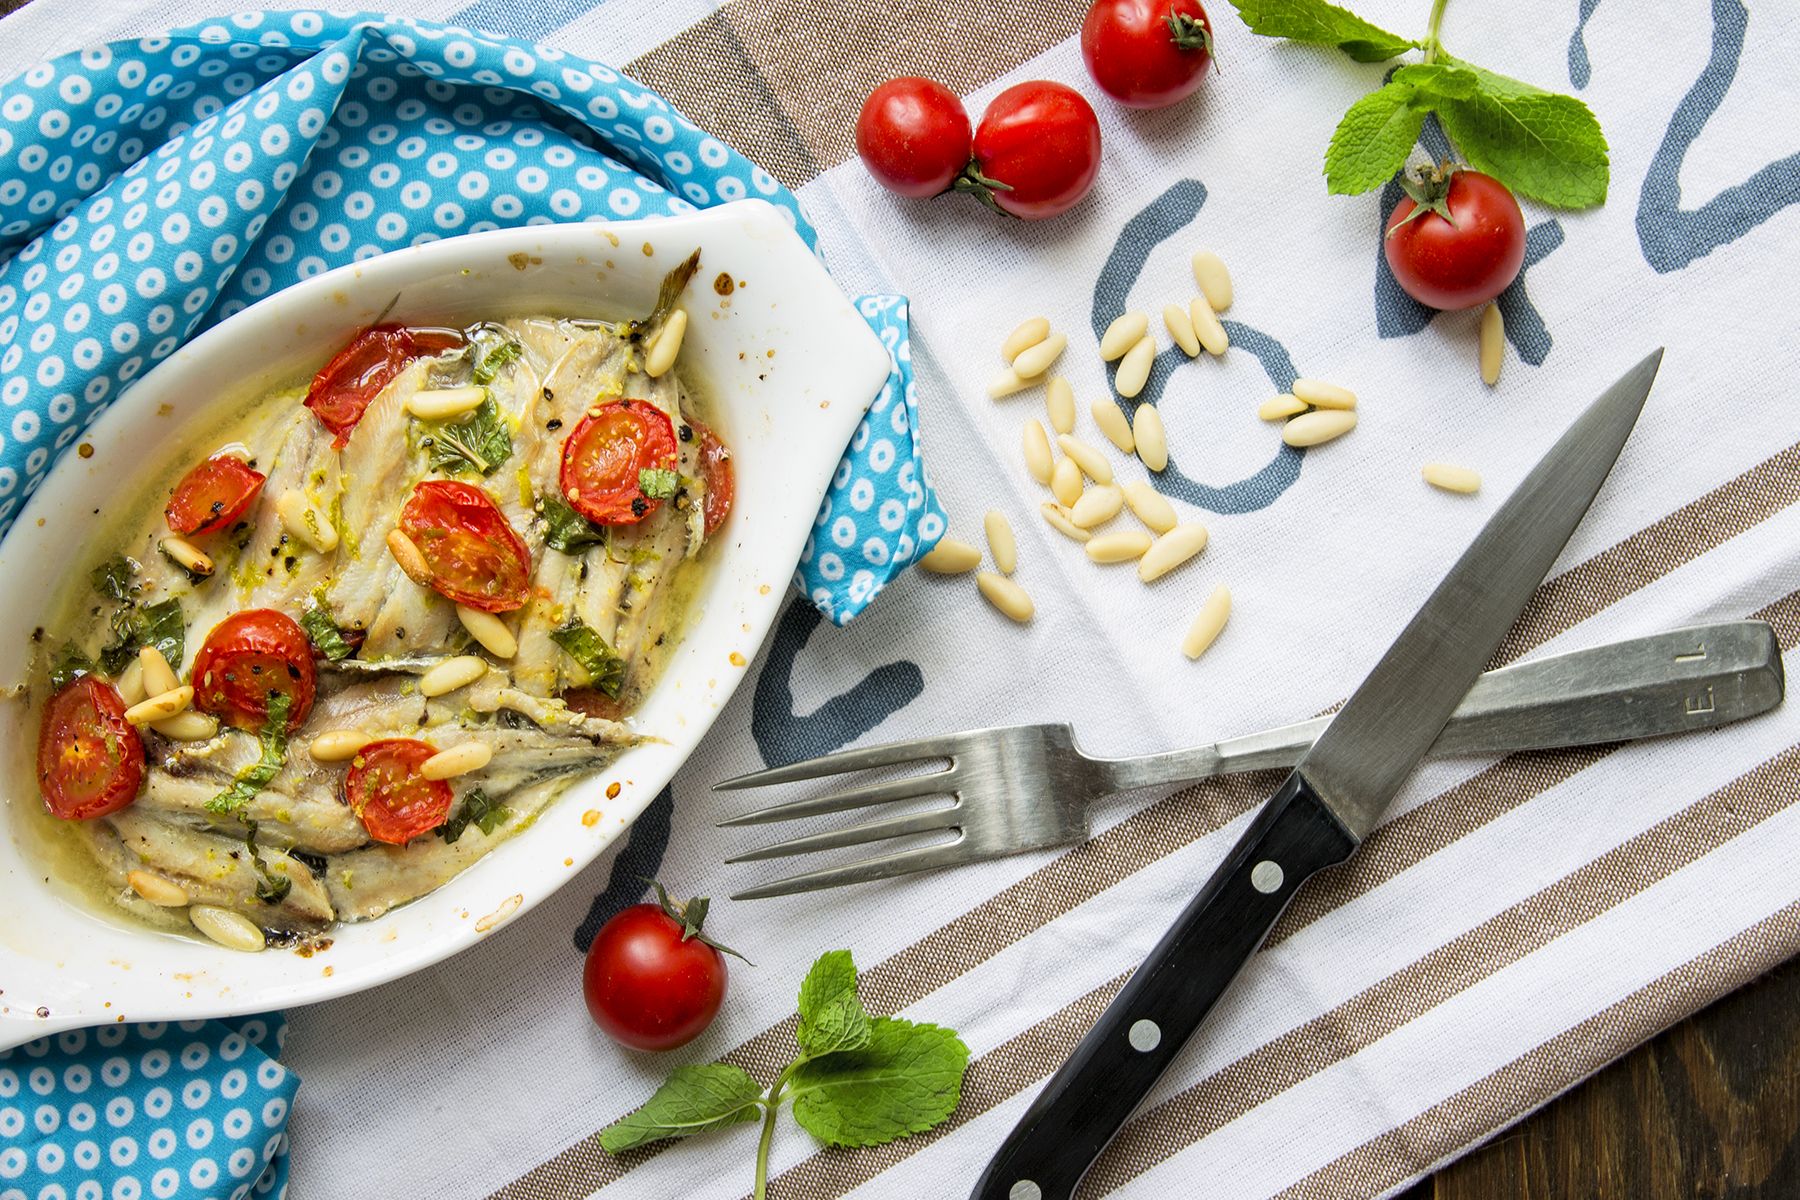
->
712, 735, 958, 791
731, 840, 976, 901
724, 807, 958, 864
717, 771, 955, 828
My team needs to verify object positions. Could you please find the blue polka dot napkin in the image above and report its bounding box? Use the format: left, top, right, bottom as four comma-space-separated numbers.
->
0, 9, 945, 624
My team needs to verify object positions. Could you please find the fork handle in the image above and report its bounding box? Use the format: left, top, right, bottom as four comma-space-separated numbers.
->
970, 770, 1355, 1200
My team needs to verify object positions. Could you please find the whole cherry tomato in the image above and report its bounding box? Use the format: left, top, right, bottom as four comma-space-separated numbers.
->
1384, 167, 1527, 311
165, 455, 267, 536
37, 676, 144, 820
345, 738, 454, 845
397, 480, 532, 612
963, 81, 1103, 220
582, 884, 742, 1052
304, 324, 463, 448
192, 609, 317, 732
686, 417, 734, 538
560, 399, 679, 527
1081, 0, 1215, 109
855, 77, 973, 198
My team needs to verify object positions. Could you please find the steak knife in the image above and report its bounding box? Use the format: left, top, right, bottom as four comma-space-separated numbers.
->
972, 349, 1666, 1200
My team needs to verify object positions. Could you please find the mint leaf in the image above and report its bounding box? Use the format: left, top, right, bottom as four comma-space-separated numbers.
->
550, 619, 627, 697
425, 394, 512, 476
538, 493, 607, 554
300, 604, 356, 662
205, 693, 291, 815
472, 339, 522, 385
600, 1064, 765, 1154
1228, 0, 1415, 61
438, 787, 510, 844
91, 555, 138, 603
1325, 79, 1427, 195
48, 643, 95, 690
1432, 58, 1608, 208
788, 1017, 970, 1148
796, 950, 872, 1059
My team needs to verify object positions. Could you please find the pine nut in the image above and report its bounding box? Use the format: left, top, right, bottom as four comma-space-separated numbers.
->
1480, 303, 1504, 386
1058, 435, 1113, 485
1115, 336, 1156, 399
1292, 379, 1356, 410
1091, 400, 1135, 454
987, 367, 1034, 399
1050, 458, 1083, 507
190, 905, 265, 952
976, 571, 1034, 623
1133, 404, 1169, 472
311, 729, 374, 762
919, 538, 981, 574
1422, 462, 1482, 494
1086, 529, 1153, 563
1011, 332, 1067, 380
1040, 502, 1091, 543
1122, 481, 1177, 533
1100, 312, 1149, 361
645, 308, 687, 378
116, 659, 146, 706
1181, 585, 1232, 660
127, 870, 189, 908
1191, 250, 1233, 312
1070, 484, 1124, 528
160, 536, 214, 577
457, 605, 517, 659
150, 711, 218, 742
1188, 295, 1229, 356
1163, 304, 1200, 357
421, 740, 493, 781
984, 510, 1018, 575
1001, 317, 1050, 362
1258, 394, 1307, 421
405, 385, 486, 420
139, 645, 178, 697
1283, 410, 1358, 447
1139, 523, 1209, 582
278, 490, 339, 553
419, 655, 487, 697
125, 686, 193, 726
388, 529, 432, 585
1045, 376, 1076, 434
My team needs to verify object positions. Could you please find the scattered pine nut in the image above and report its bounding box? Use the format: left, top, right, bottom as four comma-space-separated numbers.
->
457, 605, 518, 659
1115, 336, 1156, 399
1163, 304, 1200, 357
1050, 458, 1084, 507
310, 729, 374, 762
1086, 529, 1153, 563
1480, 303, 1504, 386
160, 536, 214, 577
984, 510, 1018, 575
1040, 502, 1091, 543
1258, 394, 1307, 421
419, 655, 488, 697
1191, 250, 1233, 312
1283, 410, 1357, 447
1045, 376, 1076, 434
1057, 435, 1114, 485
645, 308, 687, 378
125, 686, 193, 726
1138, 523, 1209, 582
1001, 317, 1051, 362
1091, 400, 1135, 454
127, 870, 190, 908
1070, 484, 1124, 528
976, 571, 1034, 623
422, 740, 493, 781
1292, 379, 1356, 410
139, 645, 179, 697
1133, 404, 1169, 472
1181, 585, 1232, 660
277, 490, 340, 553
1188, 295, 1229, 356
919, 538, 982, 574
116, 659, 147, 706
1122, 481, 1177, 533
1011, 332, 1067, 380
405, 385, 486, 420
987, 367, 1034, 399
1022, 420, 1054, 484
190, 905, 265, 952
150, 711, 218, 742
1100, 312, 1149, 361
1422, 462, 1482, 494
388, 529, 432, 585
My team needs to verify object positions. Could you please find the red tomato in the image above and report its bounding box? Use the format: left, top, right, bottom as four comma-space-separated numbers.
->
1081, 0, 1214, 109
304, 324, 463, 448
560, 400, 679, 527
165, 456, 267, 536
583, 896, 730, 1052
397, 480, 532, 613
345, 738, 453, 845
192, 609, 317, 732
965, 82, 1103, 220
1384, 168, 1527, 311
37, 676, 144, 820
855, 77, 974, 198
688, 418, 734, 537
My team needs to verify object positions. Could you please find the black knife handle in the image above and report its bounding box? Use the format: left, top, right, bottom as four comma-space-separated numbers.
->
971, 771, 1358, 1200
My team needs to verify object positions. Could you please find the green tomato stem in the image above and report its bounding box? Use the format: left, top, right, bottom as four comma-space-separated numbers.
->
1421, 0, 1451, 63
752, 1096, 780, 1200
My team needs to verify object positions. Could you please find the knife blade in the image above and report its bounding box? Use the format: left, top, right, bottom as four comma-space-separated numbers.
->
971, 348, 1664, 1200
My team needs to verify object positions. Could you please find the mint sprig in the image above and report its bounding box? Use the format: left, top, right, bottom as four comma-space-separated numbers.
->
600, 950, 970, 1199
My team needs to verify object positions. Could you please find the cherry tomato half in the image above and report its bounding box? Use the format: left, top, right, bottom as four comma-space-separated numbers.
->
165, 456, 267, 536
1384, 168, 1527, 311
965, 81, 1103, 220
304, 324, 463, 448
192, 609, 317, 732
1081, 0, 1214, 109
345, 738, 453, 845
397, 480, 532, 612
688, 418, 734, 538
855, 77, 974, 198
560, 400, 679, 527
582, 899, 729, 1052
37, 676, 144, 820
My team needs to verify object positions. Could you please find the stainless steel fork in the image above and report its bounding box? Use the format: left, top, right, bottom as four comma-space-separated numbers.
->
715, 621, 1784, 899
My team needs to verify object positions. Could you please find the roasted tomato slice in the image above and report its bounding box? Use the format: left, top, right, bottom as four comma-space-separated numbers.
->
346, 738, 454, 845
688, 418, 734, 538
192, 609, 317, 732
397, 480, 532, 613
560, 399, 679, 526
37, 676, 145, 820
165, 456, 267, 536
304, 324, 463, 448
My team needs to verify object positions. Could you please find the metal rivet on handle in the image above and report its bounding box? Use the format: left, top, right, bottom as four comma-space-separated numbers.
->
1009, 1182, 1042, 1200
1128, 1019, 1162, 1052
1250, 860, 1284, 894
